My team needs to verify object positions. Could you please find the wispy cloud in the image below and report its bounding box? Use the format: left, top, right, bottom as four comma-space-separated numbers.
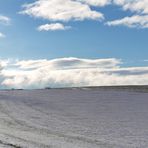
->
78, 0, 111, 7
0, 15, 10, 38
0, 15, 10, 25
106, 15, 148, 28
0, 32, 5, 38
37, 23, 71, 31
0, 57, 148, 89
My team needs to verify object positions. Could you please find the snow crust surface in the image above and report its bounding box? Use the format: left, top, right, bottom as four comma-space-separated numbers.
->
0, 87, 148, 147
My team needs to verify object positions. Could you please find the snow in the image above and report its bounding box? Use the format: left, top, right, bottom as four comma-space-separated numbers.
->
0, 87, 148, 147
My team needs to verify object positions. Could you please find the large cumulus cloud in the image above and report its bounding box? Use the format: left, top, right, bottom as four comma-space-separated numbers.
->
0, 57, 148, 89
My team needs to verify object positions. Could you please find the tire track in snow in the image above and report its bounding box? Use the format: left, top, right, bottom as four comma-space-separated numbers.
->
0, 140, 21, 148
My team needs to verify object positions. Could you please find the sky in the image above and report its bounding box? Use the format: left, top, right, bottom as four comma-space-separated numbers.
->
0, 0, 148, 89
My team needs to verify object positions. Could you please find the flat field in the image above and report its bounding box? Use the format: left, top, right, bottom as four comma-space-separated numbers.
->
0, 86, 148, 148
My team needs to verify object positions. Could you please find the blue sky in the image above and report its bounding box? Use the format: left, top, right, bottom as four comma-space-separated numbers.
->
0, 0, 147, 67
0, 0, 148, 89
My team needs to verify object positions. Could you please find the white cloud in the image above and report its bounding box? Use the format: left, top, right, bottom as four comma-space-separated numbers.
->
21, 0, 104, 22
0, 15, 10, 25
0, 57, 148, 89
78, 0, 111, 6
113, 0, 125, 5
0, 60, 8, 69
123, 0, 148, 14
37, 23, 71, 31
106, 0, 148, 28
0, 32, 5, 38
0, 15, 10, 38
15, 57, 121, 69
106, 15, 148, 28
20, 0, 148, 29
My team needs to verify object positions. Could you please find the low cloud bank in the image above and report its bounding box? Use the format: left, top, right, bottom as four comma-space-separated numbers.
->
0, 57, 148, 89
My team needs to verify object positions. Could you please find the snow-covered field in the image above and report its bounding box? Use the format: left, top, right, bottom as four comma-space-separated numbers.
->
0, 87, 148, 148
